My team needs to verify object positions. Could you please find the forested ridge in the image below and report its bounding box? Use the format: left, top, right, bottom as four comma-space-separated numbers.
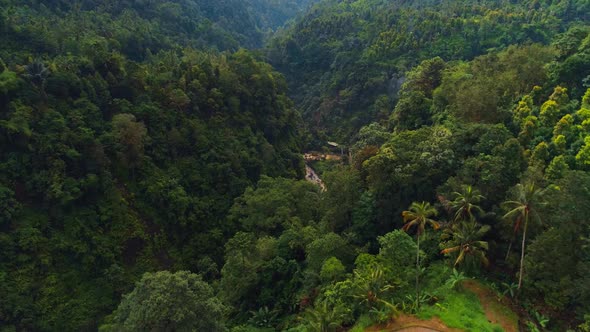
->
1, 0, 590, 331
268, 0, 590, 142
0, 0, 318, 56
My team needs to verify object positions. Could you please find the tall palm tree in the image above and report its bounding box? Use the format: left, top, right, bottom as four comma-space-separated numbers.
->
449, 185, 485, 222
441, 221, 490, 269
402, 201, 439, 306
502, 182, 546, 290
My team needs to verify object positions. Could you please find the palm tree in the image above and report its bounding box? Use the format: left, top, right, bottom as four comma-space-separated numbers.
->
25, 60, 49, 86
402, 201, 439, 307
303, 301, 347, 332
352, 267, 398, 313
441, 221, 490, 269
24, 59, 50, 99
448, 185, 485, 222
502, 182, 546, 290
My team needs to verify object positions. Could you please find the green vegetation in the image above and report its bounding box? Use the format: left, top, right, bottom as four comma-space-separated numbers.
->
0, 0, 318, 56
103, 271, 226, 332
1, 0, 590, 331
268, 0, 590, 142
418, 289, 503, 332
402, 201, 440, 308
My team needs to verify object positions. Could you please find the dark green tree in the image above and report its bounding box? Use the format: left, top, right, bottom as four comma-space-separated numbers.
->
106, 271, 226, 332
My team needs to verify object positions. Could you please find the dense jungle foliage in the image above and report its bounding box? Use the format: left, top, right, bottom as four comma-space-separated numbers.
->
0, 0, 318, 56
268, 0, 590, 143
1, 0, 590, 331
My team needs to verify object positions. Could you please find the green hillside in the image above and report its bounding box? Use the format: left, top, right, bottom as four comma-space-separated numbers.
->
1, 0, 590, 331
268, 0, 590, 143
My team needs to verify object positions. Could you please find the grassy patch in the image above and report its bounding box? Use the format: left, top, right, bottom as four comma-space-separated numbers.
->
418, 289, 504, 332
349, 314, 374, 332
471, 281, 519, 330
230, 326, 275, 332
491, 301, 519, 328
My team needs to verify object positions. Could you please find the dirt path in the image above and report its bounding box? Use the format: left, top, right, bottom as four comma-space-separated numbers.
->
364, 315, 462, 332
462, 280, 519, 332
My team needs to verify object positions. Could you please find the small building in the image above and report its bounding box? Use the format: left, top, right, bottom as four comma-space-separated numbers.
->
327, 141, 344, 156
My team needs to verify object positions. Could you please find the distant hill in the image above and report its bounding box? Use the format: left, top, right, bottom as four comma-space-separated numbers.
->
267, 0, 590, 143
0, 0, 318, 60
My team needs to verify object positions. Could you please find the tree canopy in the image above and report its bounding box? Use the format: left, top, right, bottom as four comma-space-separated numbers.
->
2, 0, 590, 331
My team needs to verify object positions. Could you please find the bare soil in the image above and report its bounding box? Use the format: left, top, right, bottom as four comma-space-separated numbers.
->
461, 280, 519, 332
363, 280, 519, 332
364, 315, 462, 332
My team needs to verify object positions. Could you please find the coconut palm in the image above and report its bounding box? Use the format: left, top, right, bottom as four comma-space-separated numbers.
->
24, 60, 50, 87
352, 267, 398, 313
402, 201, 439, 307
502, 182, 546, 290
303, 300, 347, 332
449, 185, 485, 222
441, 221, 490, 269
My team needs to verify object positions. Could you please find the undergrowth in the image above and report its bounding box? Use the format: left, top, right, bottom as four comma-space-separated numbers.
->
418, 289, 504, 332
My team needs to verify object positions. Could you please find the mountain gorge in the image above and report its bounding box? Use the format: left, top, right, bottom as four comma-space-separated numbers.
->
268, 0, 590, 142
1, 0, 590, 331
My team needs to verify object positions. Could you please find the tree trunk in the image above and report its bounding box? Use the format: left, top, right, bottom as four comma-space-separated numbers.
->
416, 235, 420, 308
505, 237, 513, 262
518, 218, 528, 290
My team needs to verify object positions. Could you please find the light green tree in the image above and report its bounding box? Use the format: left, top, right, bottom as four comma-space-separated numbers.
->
576, 136, 590, 168
540, 100, 562, 127
546, 155, 569, 180
320, 257, 346, 283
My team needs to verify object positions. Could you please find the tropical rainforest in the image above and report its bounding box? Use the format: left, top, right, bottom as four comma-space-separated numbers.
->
1, 0, 590, 331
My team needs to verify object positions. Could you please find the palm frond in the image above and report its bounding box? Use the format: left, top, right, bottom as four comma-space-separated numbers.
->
455, 250, 466, 266
441, 246, 460, 254
475, 241, 489, 250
